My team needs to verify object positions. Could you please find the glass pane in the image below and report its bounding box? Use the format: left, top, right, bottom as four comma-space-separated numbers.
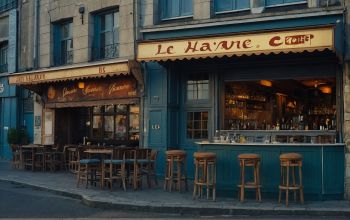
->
129, 113, 139, 132
236, 0, 250, 9
130, 105, 140, 114
266, 0, 283, 6
93, 106, 102, 114
194, 112, 201, 120
115, 115, 127, 140
104, 116, 114, 138
181, 0, 193, 16
105, 105, 115, 113
215, 0, 234, 12
194, 121, 200, 129
187, 112, 193, 120
92, 115, 102, 137
202, 131, 208, 139
194, 131, 201, 139
116, 104, 127, 114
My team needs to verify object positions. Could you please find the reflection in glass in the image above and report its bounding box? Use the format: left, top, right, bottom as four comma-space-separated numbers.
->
115, 115, 127, 140
104, 116, 114, 138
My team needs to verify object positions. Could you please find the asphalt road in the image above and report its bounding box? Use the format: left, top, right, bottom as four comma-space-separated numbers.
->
0, 181, 348, 219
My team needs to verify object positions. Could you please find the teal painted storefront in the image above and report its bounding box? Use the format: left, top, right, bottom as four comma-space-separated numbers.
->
142, 14, 345, 200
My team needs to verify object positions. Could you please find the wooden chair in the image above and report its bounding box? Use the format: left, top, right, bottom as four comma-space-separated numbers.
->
76, 147, 100, 188
45, 145, 64, 172
103, 148, 126, 191
34, 146, 45, 171
141, 149, 158, 187
126, 148, 151, 190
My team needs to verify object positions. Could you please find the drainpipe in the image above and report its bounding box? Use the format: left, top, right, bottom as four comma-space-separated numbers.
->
33, 0, 39, 69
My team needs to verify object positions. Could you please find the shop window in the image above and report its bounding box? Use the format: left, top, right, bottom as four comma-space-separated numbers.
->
215, 0, 250, 13
0, 42, 7, 73
223, 78, 336, 134
53, 20, 73, 66
187, 111, 208, 139
265, 0, 306, 7
186, 74, 209, 101
91, 104, 139, 141
92, 9, 119, 61
0, 0, 16, 13
160, 0, 193, 20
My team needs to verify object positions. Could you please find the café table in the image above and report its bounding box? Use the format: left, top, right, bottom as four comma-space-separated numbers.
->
20, 144, 45, 171
83, 148, 113, 189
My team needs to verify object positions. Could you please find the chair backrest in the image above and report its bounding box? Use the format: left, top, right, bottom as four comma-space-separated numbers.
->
150, 149, 158, 161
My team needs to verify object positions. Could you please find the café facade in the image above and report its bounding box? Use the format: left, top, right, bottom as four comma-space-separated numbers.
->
138, 12, 345, 199
8, 60, 143, 147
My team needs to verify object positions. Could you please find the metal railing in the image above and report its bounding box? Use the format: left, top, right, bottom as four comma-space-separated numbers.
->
92, 43, 119, 61
0, 63, 7, 73
0, 0, 17, 13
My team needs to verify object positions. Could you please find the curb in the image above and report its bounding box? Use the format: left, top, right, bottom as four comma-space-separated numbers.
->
1, 178, 349, 217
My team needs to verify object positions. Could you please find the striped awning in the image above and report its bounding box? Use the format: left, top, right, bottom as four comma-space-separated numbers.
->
8, 60, 135, 85
137, 27, 334, 62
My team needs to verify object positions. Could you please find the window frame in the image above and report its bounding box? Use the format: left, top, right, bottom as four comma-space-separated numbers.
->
160, 0, 193, 21
214, 0, 251, 15
0, 42, 8, 73
53, 19, 73, 66
185, 73, 210, 103
265, 0, 307, 8
93, 9, 120, 61
186, 110, 209, 140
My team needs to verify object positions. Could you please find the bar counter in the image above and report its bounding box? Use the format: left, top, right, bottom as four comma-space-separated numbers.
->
196, 141, 345, 200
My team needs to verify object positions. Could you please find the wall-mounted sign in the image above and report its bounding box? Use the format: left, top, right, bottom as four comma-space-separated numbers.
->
35, 116, 41, 127
0, 83, 4, 93
137, 27, 334, 62
45, 76, 138, 103
8, 62, 130, 85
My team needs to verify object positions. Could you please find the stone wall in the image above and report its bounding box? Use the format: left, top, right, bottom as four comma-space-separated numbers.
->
38, 0, 135, 68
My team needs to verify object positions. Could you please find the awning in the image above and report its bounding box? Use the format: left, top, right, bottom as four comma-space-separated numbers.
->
8, 60, 139, 85
137, 27, 334, 62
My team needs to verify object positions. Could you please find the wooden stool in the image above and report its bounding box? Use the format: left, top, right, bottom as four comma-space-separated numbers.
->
193, 152, 216, 201
279, 153, 304, 207
238, 153, 261, 202
164, 150, 188, 192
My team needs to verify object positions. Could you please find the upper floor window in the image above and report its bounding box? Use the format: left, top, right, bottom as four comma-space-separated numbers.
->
161, 0, 193, 20
215, 0, 250, 13
53, 20, 73, 66
0, 43, 8, 73
265, 0, 306, 7
186, 74, 209, 101
0, 0, 16, 13
93, 10, 119, 61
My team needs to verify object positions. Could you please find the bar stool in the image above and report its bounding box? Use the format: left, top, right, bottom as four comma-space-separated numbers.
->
279, 153, 304, 207
164, 150, 188, 192
237, 153, 261, 202
193, 152, 216, 201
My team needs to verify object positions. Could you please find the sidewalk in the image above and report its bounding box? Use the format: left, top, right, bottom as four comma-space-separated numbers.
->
0, 160, 349, 217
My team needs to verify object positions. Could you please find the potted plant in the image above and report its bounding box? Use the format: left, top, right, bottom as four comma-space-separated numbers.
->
7, 128, 20, 152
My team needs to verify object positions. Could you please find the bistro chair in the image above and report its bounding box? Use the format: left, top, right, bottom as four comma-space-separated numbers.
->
103, 148, 127, 191
21, 145, 34, 171
278, 153, 304, 207
126, 149, 151, 190
44, 144, 64, 172
34, 146, 45, 171
237, 153, 262, 203
141, 149, 158, 187
65, 145, 79, 173
76, 147, 100, 188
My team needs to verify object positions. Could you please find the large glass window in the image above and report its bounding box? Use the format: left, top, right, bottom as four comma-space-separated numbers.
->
186, 74, 209, 101
93, 10, 119, 60
224, 78, 336, 131
215, 0, 250, 13
0, 43, 7, 73
265, 0, 306, 7
187, 111, 208, 139
91, 104, 139, 141
161, 0, 193, 20
54, 21, 73, 66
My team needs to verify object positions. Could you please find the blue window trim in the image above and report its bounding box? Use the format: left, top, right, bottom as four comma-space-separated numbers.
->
0, 42, 8, 73
214, 0, 251, 14
92, 9, 119, 61
160, 0, 193, 21
53, 19, 73, 67
265, 0, 307, 8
